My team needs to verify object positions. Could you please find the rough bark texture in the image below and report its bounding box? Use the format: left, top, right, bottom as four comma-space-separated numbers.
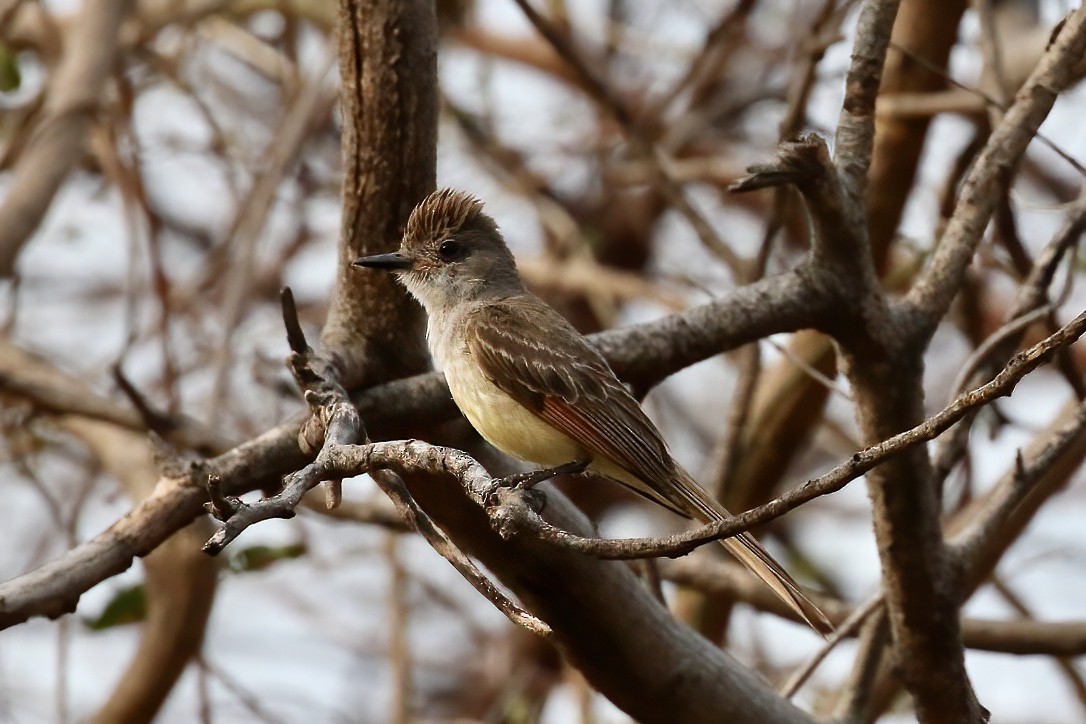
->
843, 343, 981, 722
402, 468, 812, 724
319, 0, 435, 387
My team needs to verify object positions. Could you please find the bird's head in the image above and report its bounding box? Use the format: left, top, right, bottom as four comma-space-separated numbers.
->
353, 188, 522, 311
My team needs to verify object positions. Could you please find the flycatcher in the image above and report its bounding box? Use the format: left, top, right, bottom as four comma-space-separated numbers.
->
354, 188, 830, 633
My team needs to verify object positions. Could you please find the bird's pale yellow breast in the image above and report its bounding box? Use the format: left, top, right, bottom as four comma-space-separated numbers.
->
442, 345, 584, 467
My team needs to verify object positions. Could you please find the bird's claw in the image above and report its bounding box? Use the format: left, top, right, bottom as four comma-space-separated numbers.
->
496, 459, 590, 491
485, 459, 590, 507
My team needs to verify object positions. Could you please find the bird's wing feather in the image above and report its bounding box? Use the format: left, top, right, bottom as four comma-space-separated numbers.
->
466, 297, 685, 512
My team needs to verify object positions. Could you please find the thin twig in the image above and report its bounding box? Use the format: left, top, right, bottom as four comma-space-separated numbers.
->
510, 0, 744, 272
206, 54, 336, 427
781, 594, 883, 698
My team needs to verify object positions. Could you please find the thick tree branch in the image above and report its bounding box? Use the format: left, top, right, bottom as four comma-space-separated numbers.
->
730, 134, 880, 304
308, 2, 814, 720
778, 4, 984, 718
318, 0, 434, 389
200, 431, 812, 722
5, 200, 1083, 648
0, 265, 830, 632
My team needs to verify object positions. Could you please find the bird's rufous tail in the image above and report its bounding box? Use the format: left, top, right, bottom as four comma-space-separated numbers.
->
671, 468, 833, 635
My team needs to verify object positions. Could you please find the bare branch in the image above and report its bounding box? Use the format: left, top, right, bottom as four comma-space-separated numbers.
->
834, 0, 901, 208
207, 292, 554, 639
951, 393, 1086, 586
907, 7, 1086, 331
665, 555, 1086, 657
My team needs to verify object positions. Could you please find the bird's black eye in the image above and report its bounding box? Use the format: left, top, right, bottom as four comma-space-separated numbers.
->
438, 239, 462, 261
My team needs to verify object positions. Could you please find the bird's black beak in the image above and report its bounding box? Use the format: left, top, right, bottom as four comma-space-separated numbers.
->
352, 252, 413, 271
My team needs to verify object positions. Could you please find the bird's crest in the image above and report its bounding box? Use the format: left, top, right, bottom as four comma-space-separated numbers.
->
405, 188, 486, 244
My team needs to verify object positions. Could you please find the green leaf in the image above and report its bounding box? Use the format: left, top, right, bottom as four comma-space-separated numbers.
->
230, 543, 307, 572
85, 585, 147, 630
0, 43, 20, 93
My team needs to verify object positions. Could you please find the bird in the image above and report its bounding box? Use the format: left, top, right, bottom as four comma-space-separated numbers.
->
353, 188, 831, 634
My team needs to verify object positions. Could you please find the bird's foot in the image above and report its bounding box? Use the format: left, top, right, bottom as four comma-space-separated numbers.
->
485, 459, 590, 512
497, 459, 590, 491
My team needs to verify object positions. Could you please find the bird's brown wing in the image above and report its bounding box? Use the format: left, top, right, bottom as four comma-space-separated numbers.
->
465, 296, 687, 513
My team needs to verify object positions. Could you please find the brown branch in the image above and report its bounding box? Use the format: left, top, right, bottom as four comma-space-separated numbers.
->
833, 0, 901, 209
731, 134, 878, 288
318, 0, 434, 389
963, 618, 1086, 657
763, 28, 1086, 708
6, 273, 1080, 630
906, 7, 1086, 332
0, 265, 828, 636
0, 477, 209, 629
369, 458, 553, 639
384, 533, 412, 724
814, 9, 985, 714
508, 0, 632, 127
589, 268, 825, 395
0, 416, 307, 629
204, 325, 554, 639
195, 432, 815, 720
662, 556, 1086, 657
726, 125, 1086, 717
0, 0, 133, 277
2, 267, 827, 452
